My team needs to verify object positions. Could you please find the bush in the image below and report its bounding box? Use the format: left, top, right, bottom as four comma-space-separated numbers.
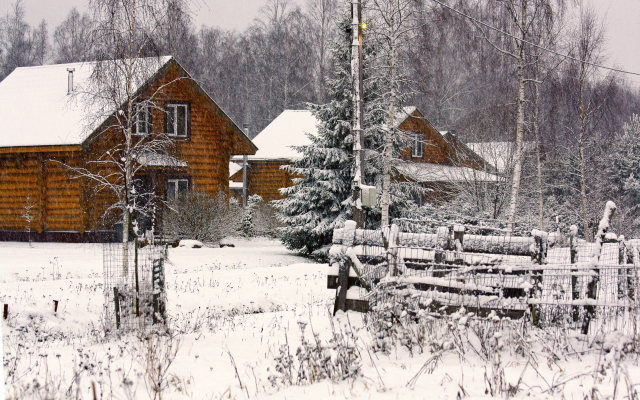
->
162, 191, 240, 245
242, 195, 283, 238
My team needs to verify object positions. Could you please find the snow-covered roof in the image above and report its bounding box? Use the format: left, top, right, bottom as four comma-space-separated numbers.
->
233, 107, 423, 162
0, 56, 172, 148
396, 162, 499, 183
466, 142, 535, 173
394, 106, 417, 128
246, 110, 319, 160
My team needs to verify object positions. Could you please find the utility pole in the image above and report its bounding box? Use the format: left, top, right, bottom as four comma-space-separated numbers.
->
242, 123, 250, 207
351, 0, 365, 228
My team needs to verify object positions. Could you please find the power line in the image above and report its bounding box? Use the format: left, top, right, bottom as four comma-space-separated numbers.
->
429, 0, 640, 77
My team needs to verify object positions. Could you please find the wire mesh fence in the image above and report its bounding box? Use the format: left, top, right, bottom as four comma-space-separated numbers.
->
103, 241, 167, 333
329, 213, 640, 336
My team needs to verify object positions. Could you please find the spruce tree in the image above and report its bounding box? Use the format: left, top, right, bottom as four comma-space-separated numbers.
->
274, 0, 416, 258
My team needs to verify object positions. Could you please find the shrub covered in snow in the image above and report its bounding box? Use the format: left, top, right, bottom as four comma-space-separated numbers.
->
242, 195, 282, 238
162, 190, 241, 245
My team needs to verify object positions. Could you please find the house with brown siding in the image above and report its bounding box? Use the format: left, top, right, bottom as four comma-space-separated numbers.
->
231, 107, 495, 204
0, 57, 256, 242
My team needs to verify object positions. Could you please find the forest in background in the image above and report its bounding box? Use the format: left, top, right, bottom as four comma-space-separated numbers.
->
2, 0, 640, 237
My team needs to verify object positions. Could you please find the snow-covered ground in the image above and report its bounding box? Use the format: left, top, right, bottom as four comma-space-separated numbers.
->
2, 238, 639, 399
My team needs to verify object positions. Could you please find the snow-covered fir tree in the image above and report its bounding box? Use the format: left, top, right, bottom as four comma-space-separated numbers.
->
275, 0, 418, 258
600, 114, 640, 236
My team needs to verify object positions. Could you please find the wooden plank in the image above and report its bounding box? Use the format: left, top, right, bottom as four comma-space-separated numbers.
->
0, 145, 82, 154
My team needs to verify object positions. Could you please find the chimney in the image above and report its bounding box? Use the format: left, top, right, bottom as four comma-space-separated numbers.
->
67, 68, 75, 94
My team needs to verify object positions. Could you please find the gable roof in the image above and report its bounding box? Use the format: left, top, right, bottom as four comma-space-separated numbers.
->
246, 110, 318, 160
394, 106, 417, 127
466, 141, 535, 173
0, 56, 171, 148
0, 57, 256, 155
241, 108, 432, 162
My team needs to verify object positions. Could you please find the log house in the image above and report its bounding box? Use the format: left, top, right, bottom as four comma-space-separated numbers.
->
0, 57, 256, 242
230, 107, 495, 204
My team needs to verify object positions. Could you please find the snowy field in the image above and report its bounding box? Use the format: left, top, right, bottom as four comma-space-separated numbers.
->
2, 238, 640, 399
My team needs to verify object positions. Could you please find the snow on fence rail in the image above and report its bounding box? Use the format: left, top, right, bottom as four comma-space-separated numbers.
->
328, 201, 640, 335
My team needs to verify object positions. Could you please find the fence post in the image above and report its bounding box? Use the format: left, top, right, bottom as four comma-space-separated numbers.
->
152, 254, 166, 325
569, 225, 580, 323
582, 201, 617, 334
113, 287, 121, 330
434, 226, 448, 277
334, 220, 356, 315
388, 224, 399, 277
531, 230, 547, 326
453, 225, 464, 265
618, 236, 628, 301
3, 303, 8, 320
134, 237, 140, 318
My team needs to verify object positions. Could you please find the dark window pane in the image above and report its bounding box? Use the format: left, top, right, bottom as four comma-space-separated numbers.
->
178, 179, 188, 194
167, 106, 175, 134
138, 106, 147, 134
167, 181, 176, 202
177, 105, 186, 136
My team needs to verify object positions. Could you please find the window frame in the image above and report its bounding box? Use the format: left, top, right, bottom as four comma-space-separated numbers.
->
132, 103, 153, 135
166, 178, 190, 203
164, 101, 191, 139
410, 133, 423, 158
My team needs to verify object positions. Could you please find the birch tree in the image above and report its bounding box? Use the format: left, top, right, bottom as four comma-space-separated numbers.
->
526, 2, 565, 230
467, 0, 564, 229
369, 0, 419, 227
570, 5, 609, 241
73, 0, 188, 272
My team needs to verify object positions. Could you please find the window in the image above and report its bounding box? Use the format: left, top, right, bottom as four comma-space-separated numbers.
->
411, 133, 423, 158
167, 178, 189, 202
165, 102, 190, 137
133, 104, 152, 134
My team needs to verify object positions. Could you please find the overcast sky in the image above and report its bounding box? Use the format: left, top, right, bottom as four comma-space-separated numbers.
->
1, 0, 639, 86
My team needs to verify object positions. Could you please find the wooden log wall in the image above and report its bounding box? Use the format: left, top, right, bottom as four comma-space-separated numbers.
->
0, 153, 84, 233
244, 160, 294, 202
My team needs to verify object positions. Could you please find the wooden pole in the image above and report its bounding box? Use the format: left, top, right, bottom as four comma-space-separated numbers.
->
334, 221, 357, 315
134, 237, 140, 318
3, 303, 8, 320
569, 225, 580, 323
351, 0, 365, 228
113, 287, 121, 330
582, 201, 617, 334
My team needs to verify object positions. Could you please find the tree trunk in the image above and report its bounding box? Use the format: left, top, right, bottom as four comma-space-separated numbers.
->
381, 40, 397, 227
534, 76, 543, 230
507, 54, 526, 230
579, 62, 591, 242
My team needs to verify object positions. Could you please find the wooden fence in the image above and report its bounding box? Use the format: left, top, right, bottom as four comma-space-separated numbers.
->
328, 202, 640, 334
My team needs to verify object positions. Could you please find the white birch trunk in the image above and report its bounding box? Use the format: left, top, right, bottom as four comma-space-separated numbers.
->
507, 54, 526, 230
579, 61, 591, 242
381, 39, 397, 227
533, 76, 543, 230
506, 2, 527, 230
